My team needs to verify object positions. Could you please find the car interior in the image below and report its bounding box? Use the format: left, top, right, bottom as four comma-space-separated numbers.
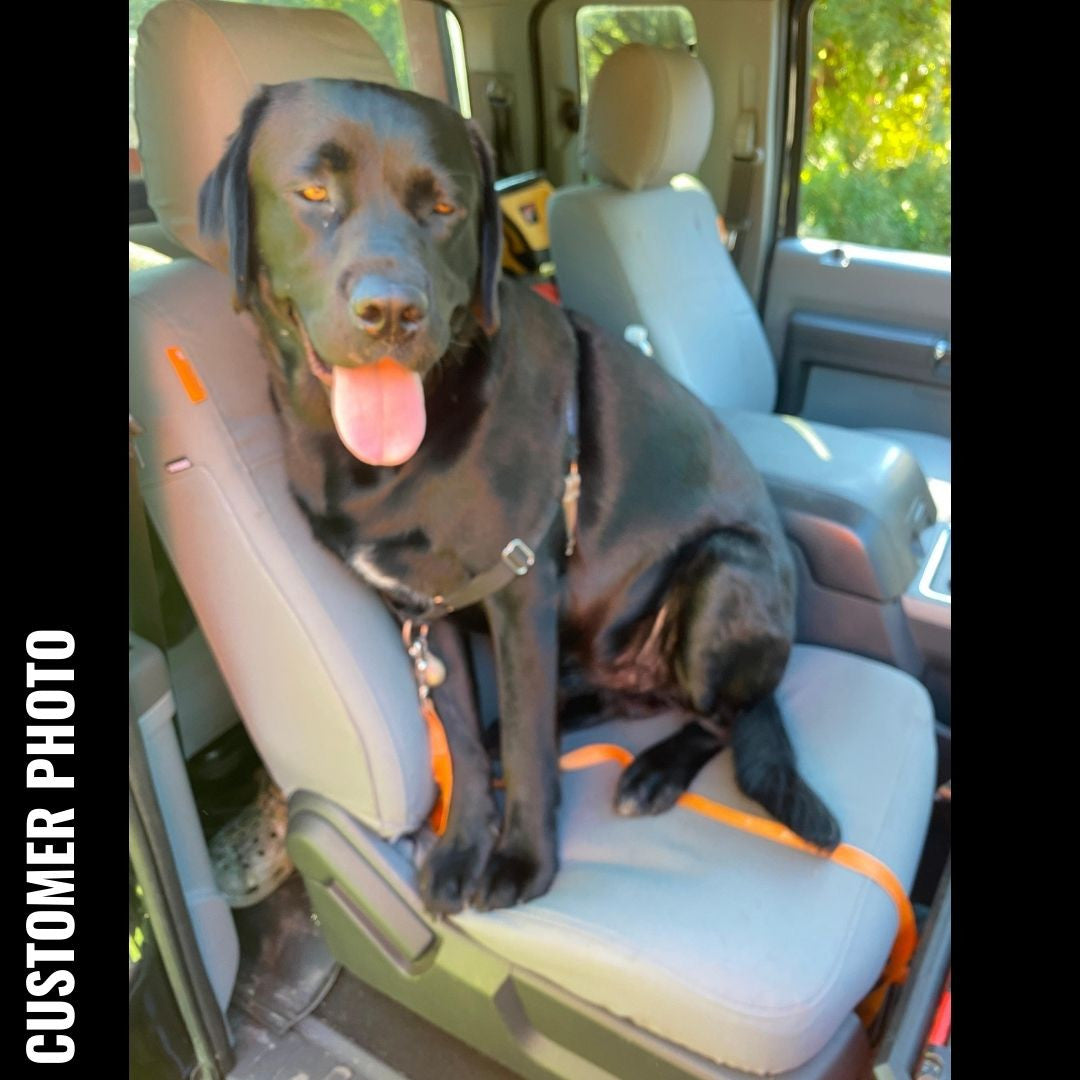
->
128, 1, 951, 1078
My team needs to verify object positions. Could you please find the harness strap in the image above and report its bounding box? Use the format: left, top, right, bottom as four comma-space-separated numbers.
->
416, 538, 538, 620
410, 394, 580, 623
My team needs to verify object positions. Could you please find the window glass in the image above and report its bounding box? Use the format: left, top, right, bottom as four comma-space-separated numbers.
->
575, 5, 697, 105
799, 0, 951, 255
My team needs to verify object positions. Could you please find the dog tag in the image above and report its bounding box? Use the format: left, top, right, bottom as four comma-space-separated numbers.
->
407, 629, 447, 689
421, 652, 447, 688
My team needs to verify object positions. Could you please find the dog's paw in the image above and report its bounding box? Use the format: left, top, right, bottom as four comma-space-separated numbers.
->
468, 846, 557, 911
614, 756, 687, 816
419, 828, 497, 916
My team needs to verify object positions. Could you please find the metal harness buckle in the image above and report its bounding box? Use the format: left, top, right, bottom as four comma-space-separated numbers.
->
501, 538, 535, 576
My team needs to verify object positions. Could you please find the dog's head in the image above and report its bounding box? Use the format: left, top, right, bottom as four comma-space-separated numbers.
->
198, 78, 501, 466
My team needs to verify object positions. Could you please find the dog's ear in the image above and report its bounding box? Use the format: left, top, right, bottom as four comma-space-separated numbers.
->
466, 121, 502, 337
198, 87, 273, 310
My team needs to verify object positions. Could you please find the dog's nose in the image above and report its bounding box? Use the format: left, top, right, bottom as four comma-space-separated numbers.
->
350, 277, 429, 340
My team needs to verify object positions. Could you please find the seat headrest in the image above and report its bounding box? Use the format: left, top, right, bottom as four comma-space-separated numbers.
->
134, 0, 396, 266
583, 44, 714, 192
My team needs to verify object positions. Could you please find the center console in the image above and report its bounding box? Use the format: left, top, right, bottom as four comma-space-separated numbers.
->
720, 410, 951, 717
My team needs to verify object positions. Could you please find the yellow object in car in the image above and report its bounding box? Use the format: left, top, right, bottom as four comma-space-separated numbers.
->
497, 171, 555, 278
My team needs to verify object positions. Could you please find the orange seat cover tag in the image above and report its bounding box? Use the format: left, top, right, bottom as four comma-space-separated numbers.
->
166, 346, 208, 404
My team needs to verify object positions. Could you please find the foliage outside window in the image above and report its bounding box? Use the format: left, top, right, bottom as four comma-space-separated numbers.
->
576, 5, 697, 105
129, 0, 413, 148
799, 0, 951, 255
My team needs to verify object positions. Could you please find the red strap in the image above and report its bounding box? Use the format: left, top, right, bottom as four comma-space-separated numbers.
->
531, 281, 561, 305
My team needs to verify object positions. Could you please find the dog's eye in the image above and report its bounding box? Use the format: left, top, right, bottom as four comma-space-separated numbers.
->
432, 201, 456, 216
299, 185, 330, 203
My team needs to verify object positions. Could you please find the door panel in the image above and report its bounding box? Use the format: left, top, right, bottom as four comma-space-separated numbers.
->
763, 237, 950, 435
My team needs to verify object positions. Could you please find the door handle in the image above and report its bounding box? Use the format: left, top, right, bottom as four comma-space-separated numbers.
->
819, 247, 851, 268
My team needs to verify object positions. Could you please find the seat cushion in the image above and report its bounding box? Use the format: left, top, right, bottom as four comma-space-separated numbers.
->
454, 645, 935, 1075
131, 259, 434, 839
864, 428, 950, 521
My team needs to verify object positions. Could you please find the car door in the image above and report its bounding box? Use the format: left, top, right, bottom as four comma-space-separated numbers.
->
760, 0, 951, 441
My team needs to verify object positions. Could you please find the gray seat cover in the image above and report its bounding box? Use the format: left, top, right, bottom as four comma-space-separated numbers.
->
455, 646, 935, 1074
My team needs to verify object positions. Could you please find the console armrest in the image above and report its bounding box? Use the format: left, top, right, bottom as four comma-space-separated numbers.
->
719, 410, 936, 602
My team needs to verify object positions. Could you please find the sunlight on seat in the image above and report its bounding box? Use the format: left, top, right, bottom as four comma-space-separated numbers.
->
927, 477, 951, 522
130, 242, 173, 272
780, 415, 833, 461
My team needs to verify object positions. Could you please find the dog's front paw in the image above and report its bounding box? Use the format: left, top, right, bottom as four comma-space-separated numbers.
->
469, 842, 557, 911
419, 824, 498, 916
615, 753, 690, 816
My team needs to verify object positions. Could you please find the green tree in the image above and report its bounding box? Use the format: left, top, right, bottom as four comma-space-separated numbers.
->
576, 5, 697, 103
800, 0, 951, 254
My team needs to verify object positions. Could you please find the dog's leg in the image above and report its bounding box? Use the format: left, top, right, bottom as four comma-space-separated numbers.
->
470, 563, 561, 911
730, 694, 840, 849
615, 720, 725, 815
417, 620, 501, 915
617, 531, 840, 849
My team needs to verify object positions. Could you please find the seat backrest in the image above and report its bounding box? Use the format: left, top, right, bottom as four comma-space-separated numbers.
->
130, 0, 434, 838
549, 44, 777, 415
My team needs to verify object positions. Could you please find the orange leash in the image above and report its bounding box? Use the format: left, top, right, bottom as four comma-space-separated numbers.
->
421, 699, 454, 837
422, 717, 915, 1024
559, 744, 916, 1024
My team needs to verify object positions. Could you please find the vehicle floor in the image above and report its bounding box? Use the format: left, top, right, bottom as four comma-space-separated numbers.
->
227, 871, 517, 1080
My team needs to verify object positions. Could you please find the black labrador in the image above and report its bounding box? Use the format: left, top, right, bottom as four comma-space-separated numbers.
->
199, 78, 839, 914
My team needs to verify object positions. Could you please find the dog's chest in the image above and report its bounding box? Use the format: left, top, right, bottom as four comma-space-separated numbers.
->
347, 543, 435, 612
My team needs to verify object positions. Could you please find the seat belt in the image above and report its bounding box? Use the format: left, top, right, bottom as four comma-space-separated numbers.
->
722, 64, 765, 271
486, 78, 517, 178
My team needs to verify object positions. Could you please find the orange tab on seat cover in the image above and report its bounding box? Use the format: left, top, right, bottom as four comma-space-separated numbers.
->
166, 346, 208, 404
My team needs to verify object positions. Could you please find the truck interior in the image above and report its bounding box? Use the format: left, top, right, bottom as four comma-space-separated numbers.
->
128, 1, 951, 1078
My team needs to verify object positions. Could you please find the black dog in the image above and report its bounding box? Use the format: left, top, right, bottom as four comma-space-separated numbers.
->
199, 78, 839, 914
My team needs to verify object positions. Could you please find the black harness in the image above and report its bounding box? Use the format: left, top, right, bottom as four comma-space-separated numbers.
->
397, 387, 580, 693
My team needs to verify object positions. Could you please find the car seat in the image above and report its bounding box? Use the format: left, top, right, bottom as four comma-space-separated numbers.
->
548, 45, 951, 523
130, 4, 937, 1076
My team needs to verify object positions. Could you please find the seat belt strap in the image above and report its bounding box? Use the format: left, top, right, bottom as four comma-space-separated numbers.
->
723, 153, 762, 253
723, 65, 765, 267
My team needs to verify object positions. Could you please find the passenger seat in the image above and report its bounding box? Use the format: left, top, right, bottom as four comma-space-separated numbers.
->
548, 44, 951, 520
131, 7, 938, 1076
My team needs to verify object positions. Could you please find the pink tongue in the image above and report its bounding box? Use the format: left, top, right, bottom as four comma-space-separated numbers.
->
331, 358, 427, 466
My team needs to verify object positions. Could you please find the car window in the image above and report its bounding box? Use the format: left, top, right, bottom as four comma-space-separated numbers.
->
575, 5, 697, 105
797, 0, 951, 255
